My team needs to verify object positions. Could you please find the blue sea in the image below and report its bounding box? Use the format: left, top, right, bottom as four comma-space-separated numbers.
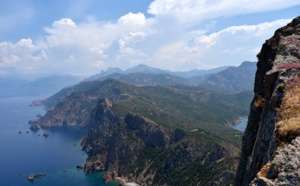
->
0, 97, 117, 186
233, 117, 248, 132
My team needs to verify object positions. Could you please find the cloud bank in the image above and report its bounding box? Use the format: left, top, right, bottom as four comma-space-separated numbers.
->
0, 0, 298, 76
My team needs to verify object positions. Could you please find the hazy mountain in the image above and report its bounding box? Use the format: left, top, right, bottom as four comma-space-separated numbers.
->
172, 65, 229, 78
0, 77, 30, 98
200, 61, 257, 93
0, 75, 81, 98
96, 73, 191, 86
124, 64, 167, 74
85, 64, 230, 81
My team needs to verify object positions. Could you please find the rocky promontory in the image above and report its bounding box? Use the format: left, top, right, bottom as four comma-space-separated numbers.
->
81, 98, 240, 185
235, 16, 300, 185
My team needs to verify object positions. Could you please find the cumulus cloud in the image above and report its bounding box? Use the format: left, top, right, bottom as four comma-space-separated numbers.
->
0, 0, 298, 76
0, 12, 152, 75
151, 19, 292, 70
118, 12, 146, 26
0, 38, 47, 74
53, 18, 77, 27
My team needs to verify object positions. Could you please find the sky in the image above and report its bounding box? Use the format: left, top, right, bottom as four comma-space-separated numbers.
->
0, 0, 299, 77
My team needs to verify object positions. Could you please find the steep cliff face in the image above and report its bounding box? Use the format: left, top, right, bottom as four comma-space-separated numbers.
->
236, 16, 300, 185
81, 98, 240, 185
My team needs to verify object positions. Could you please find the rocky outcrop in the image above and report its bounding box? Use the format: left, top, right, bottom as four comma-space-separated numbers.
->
235, 16, 300, 185
81, 98, 239, 185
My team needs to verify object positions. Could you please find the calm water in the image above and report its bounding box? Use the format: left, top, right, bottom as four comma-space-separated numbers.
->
233, 117, 248, 132
0, 97, 117, 186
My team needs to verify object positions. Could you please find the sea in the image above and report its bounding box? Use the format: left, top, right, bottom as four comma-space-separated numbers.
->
0, 97, 117, 186
232, 117, 248, 132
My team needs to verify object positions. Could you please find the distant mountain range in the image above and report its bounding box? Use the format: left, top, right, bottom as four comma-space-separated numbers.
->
85, 61, 257, 93
86, 64, 230, 80
0, 61, 256, 98
0, 75, 81, 98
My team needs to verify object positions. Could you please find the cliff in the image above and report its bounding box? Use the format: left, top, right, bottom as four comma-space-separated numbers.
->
235, 16, 300, 185
81, 98, 240, 185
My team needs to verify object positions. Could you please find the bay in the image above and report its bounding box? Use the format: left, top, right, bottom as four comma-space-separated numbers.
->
0, 97, 117, 186
233, 117, 248, 132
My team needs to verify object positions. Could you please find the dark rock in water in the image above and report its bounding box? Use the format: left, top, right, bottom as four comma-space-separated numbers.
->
43, 131, 49, 137
35, 173, 46, 178
27, 174, 34, 181
27, 173, 46, 181
76, 165, 84, 169
30, 123, 41, 131
18, 131, 21, 134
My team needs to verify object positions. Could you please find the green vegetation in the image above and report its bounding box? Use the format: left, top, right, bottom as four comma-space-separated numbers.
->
39, 78, 252, 185
42, 79, 251, 147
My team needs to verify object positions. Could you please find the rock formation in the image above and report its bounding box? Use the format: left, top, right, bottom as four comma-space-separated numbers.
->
81, 98, 240, 185
235, 16, 300, 185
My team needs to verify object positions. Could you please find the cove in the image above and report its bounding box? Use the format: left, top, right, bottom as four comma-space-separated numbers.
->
0, 97, 117, 186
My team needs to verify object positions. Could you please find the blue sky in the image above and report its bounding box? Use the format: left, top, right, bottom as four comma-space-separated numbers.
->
0, 0, 299, 76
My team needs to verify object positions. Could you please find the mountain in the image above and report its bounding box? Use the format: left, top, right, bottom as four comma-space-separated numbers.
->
29, 78, 253, 185
236, 16, 300, 185
18, 75, 81, 97
85, 64, 230, 81
173, 65, 229, 78
0, 77, 30, 98
95, 73, 191, 86
87, 67, 123, 81
0, 75, 81, 98
199, 61, 257, 93
81, 99, 240, 185
125, 64, 166, 74
36, 79, 252, 131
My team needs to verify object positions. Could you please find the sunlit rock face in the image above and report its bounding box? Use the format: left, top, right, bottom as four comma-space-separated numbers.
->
235, 16, 300, 186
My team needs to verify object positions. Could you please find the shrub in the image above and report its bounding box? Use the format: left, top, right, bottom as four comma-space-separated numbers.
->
276, 63, 300, 70
254, 95, 265, 108
276, 80, 300, 142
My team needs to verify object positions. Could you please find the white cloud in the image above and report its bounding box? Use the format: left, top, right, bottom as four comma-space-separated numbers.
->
118, 12, 146, 26
151, 19, 292, 70
0, 1, 297, 77
53, 18, 77, 27
0, 38, 46, 74
148, 0, 300, 24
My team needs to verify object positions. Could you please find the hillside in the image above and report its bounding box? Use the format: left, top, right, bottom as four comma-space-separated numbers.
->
33, 79, 251, 134
81, 98, 241, 185
200, 61, 257, 93
29, 78, 253, 185
235, 16, 300, 185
